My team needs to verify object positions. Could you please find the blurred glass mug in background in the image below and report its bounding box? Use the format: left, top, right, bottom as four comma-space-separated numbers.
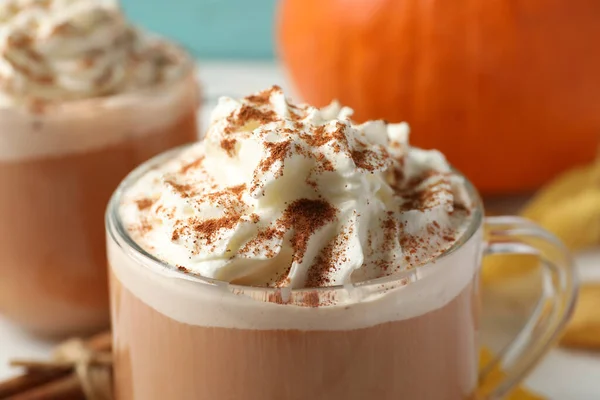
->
106, 87, 577, 399
0, 1, 199, 337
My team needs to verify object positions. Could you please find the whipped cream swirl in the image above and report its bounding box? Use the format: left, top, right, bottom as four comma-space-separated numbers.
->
121, 86, 473, 288
0, 0, 186, 104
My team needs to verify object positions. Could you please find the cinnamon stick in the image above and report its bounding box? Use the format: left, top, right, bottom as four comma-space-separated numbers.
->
0, 330, 112, 398
0, 372, 68, 399
6, 374, 83, 400
11, 353, 113, 371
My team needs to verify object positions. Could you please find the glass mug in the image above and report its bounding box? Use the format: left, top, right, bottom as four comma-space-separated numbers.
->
106, 146, 577, 400
0, 55, 199, 337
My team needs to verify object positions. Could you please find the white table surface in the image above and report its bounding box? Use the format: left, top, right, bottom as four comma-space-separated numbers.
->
1, 61, 600, 399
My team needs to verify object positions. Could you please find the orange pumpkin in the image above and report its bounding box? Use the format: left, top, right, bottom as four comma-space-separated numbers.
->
277, 0, 600, 194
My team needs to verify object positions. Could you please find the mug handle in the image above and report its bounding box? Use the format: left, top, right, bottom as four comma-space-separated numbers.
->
478, 216, 578, 399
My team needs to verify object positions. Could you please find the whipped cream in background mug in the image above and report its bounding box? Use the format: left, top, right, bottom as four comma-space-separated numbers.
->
0, 0, 186, 106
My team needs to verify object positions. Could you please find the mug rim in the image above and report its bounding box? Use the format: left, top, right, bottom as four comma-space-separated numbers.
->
105, 143, 485, 294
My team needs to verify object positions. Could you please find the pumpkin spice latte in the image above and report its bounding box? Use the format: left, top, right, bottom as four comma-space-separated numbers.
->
108, 86, 482, 399
0, 0, 198, 336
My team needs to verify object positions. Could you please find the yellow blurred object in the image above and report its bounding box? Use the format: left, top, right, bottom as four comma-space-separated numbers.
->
483, 157, 599, 287
529, 190, 600, 250
521, 163, 596, 221
482, 158, 600, 351
481, 254, 539, 286
521, 158, 600, 250
478, 347, 546, 399
560, 283, 600, 349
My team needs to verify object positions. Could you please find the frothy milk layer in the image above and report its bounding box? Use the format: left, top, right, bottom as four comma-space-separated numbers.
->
0, 74, 197, 161
120, 86, 474, 289
108, 226, 482, 330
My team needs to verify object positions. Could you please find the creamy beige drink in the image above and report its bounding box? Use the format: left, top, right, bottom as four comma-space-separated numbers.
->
0, 0, 198, 336
108, 86, 481, 399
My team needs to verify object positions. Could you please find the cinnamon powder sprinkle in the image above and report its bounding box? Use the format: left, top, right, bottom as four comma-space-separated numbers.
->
330, 122, 348, 153
220, 138, 237, 157
135, 198, 154, 211
171, 212, 243, 247
229, 184, 246, 197
281, 198, 337, 263
251, 140, 292, 193
180, 157, 204, 174
239, 226, 284, 256
165, 179, 194, 198
306, 178, 318, 190
302, 291, 321, 308
306, 239, 337, 288
261, 141, 291, 172
273, 269, 292, 287
245, 85, 279, 105
7, 33, 33, 48
130, 218, 153, 236
350, 149, 372, 170
300, 125, 332, 147
192, 213, 241, 244
205, 184, 247, 209
305, 225, 354, 288
321, 158, 334, 172
381, 213, 397, 253
442, 234, 455, 242
225, 104, 278, 133
397, 173, 452, 212
351, 148, 388, 172
400, 188, 451, 212
267, 290, 288, 305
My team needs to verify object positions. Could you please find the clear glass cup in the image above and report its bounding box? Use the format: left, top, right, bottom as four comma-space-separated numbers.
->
106, 146, 577, 400
0, 54, 199, 337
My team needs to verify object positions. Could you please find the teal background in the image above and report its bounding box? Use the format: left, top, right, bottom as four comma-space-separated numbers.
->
121, 0, 277, 59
